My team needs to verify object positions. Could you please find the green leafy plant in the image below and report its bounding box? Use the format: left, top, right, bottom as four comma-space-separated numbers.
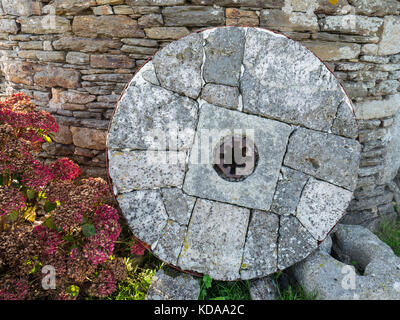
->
376, 218, 400, 257
198, 274, 251, 300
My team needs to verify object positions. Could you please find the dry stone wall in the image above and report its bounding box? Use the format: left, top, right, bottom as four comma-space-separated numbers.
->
0, 0, 399, 229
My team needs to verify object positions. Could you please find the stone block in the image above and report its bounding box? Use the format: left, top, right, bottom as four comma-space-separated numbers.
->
284, 127, 361, 191
108, 150, 186, 193
183, 103, 292, 211
177, 199, 250, 281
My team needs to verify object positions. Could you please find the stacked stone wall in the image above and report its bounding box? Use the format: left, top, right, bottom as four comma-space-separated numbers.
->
0, 0, 400, 229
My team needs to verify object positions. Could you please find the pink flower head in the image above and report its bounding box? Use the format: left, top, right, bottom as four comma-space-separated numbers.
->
131, 240, 146, 256
0, 186, 26, 217
51, 158, 80, 181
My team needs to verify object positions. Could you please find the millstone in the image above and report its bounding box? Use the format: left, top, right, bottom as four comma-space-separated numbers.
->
107, 26, 361, 281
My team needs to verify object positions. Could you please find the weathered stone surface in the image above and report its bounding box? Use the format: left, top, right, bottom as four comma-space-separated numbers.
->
331, 100, 359, 139
242, 28, 345, 132
117, 190, 168, 247
153, 33, 203, 99
152, 220, 187, 264
70, 126, 106, 150
108, 150, 186, 193
34, 66, 80, 89
302, 41, 361, 61
90, 54, 134, 69
1, 0, 41, 16
240, 211, 279, 279
92, 5, 113, 15
36, 51, 65, 62
203, 27, 245, 87
163, 6, 224, 27
3, 61, 35, 86
200, 83, 240, 110
51, 0, 96, 15
278, 216, 318, 270
72, 15, 145, 38
348, 0, 400, 17
284, 127, 361, 191
292, 224, 400, 300
184, 103, 292, 211
138, 14, 163, 27
0, 19, 18, 34
379, 112, 400, 184
226, 8, 259, 26
66, 52, 90, 65
59, 91, 96, 105
53, 37, 121, 53
53, 124, 73, 145
144, 27, 190, 39
161, 188, 196, 226
128, 0, 185, 5
320, 15, 383, 36
249, 276, 279, 300
260, 9, 319, 32
18, 16, 71, 34
106, 26, 361, 281
270, 167, 309, 216
296, 178, 353, 241
177, 199, 250, 281
378, 16, 400, 56
193, 0, 284, 7
107, 63, 198, 150
146, 267, 200, 301
354, 94, 400, 120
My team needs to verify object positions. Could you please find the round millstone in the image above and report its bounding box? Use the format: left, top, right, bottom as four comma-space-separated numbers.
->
107, 26, 361, 281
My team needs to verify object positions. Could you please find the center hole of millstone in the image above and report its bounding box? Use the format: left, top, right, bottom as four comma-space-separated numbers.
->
213, 135, 258, 182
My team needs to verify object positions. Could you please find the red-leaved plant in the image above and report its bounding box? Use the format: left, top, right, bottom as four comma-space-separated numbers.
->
0, 93, 127, 300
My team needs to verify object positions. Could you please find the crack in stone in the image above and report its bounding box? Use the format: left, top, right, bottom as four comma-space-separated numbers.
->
238, 208, 253, 277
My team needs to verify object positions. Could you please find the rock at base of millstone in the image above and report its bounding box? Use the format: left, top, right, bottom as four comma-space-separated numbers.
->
249, 276, 279, 300
146, 266, 200, 300
291, 224, 400, 300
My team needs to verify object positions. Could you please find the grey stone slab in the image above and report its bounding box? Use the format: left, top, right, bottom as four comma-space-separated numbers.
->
249, 276, 279, 301
152, 220, 188, 265
161, 188, 196, 226
117, 190, 168, 248
278, 216, 318, 270
203, 27, 246, 87
283, 127, 361, 191
331, 100, 359, 139
200, 83, 240, 110
108, 150, 186, 193
296, 178, 353, 241
146, 266, 200, 301
183, 103, 292, 211
292, 224, 400, 300
177, 198, 250, 281
153, 33, 203, 99
270, 167, 309, 216
162, 6, 225, 27
240, 211, 279, 279
241, 28, 345, 132
107, 63, 198, 151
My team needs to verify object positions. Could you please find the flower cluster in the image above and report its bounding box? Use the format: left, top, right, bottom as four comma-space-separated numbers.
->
131, 239, 147, 256
0, 185, 26, 217
83, 205, 121, 265
0, 93, 127, 300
